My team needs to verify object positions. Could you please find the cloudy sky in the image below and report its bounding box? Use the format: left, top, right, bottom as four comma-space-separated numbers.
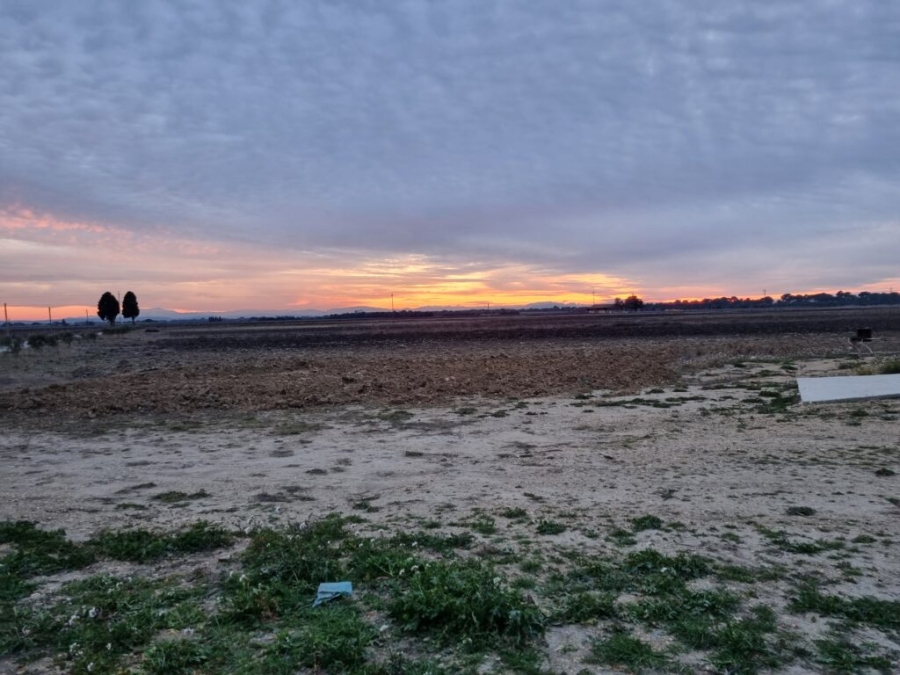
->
2, 1, 898, 318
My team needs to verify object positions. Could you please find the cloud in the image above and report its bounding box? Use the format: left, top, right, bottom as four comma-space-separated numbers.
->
1, 0, 898, 309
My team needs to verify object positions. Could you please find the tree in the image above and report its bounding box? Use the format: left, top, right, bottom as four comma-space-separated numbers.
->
122, 291, 140, 324
97, 292, 120, 326
623, 295, 644, 311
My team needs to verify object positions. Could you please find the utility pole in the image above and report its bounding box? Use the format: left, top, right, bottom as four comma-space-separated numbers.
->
391, 293, 394, 313
592, 286, 596, 306
48, 307, 52, 325
3, 303, 9, 338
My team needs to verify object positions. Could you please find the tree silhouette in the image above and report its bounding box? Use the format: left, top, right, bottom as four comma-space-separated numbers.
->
623, 295, 644, 311
122, 291, 140, 324
97, 292, 120, 326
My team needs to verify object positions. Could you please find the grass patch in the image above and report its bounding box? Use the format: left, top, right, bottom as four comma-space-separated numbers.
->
554, 592, 617, 623
91, 522, 234, 563
151, 490, 211, 503
1, 574, 206, 672
469, 517, 497, 536
789, 580, 900, 630
378, 409, 414, 426
814, 634, 895, 673
630, 514, 663, 531
387, 559, 545, 646
535, 520, 566, 535
587, 632, 671, 671
758, 527, 845, 555
272, 420, 323, 435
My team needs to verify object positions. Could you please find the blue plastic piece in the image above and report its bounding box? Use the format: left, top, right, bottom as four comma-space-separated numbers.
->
313, 581, 353, 607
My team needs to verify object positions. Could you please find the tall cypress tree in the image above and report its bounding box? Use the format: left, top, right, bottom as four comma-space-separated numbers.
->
122, 291, 140, 324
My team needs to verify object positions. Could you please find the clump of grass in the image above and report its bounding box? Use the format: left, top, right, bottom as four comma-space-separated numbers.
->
142, 638, 212, 675
500, 507, 528, 520
2, 574, 205, 672
378, 409, 414, 426
789, 580, 900, 630
606, 528, 637, 547
536, 520, 566, 535
453, 406, 478, 416
273, 420, 322, 435
554, 592, 617, 623
877, 358, 900, 375
630, 514, 663, 531
785, 506, 817, 517
758, 527, 845, 555
151, 490, 210, 503
390, 531, 473, 553
706, 606, 786, 674
628, 588, 741, 625
351, 500, 381, 513
754, 389, 799, 415
0, 521, 96, 579
260, 603, 376, 671
239, 516, 350, 594
587, 632, 671, 670
469, 517, 497, 536
874, 467, 896, 477
814, 635, 895, 673
91, 522, 233, 563
346, 538, 422, 583
387, 560, 544, 646
114, 502, 147, 511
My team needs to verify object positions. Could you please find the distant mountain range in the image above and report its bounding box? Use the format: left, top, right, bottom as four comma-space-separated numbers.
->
25, 302, 583, 324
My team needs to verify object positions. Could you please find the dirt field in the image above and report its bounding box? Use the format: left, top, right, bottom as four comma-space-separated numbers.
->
2, 309, 899, 674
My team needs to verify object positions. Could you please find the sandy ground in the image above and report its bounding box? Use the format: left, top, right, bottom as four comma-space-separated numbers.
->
2, 326, 899, 673
3, 358, 898, 568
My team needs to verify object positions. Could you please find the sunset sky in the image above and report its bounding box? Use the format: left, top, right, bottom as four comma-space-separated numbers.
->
2, 1, 899, 321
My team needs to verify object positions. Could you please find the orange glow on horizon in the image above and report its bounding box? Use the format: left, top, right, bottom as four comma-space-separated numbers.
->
3, 305, 96, 323
4, 206, 897, 323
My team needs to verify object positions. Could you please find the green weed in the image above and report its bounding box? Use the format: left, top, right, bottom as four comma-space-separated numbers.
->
535, 520, 566, 535
630, 514, 663, 531
587, 631, 671, 671
151, 490, 211, 503
789, 580, 900, 630
387, 560, 545, 646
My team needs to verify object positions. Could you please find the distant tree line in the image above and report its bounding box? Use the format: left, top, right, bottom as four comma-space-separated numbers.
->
641, 290, 900, 311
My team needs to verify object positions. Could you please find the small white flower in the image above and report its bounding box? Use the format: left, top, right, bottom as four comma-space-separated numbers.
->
238, 574, 248, 583
87, 662, 94, 672
493, 577, 501, 585
411, 565, 419, 573
67, 614, 78, 626
106, 643, 112, 651
182, 628, 195, 636
88, 607, 98, 619
399, 568, 405, 576
69, 642, 79, 653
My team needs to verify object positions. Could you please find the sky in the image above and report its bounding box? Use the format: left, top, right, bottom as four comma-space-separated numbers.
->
2, 1, 899, 320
